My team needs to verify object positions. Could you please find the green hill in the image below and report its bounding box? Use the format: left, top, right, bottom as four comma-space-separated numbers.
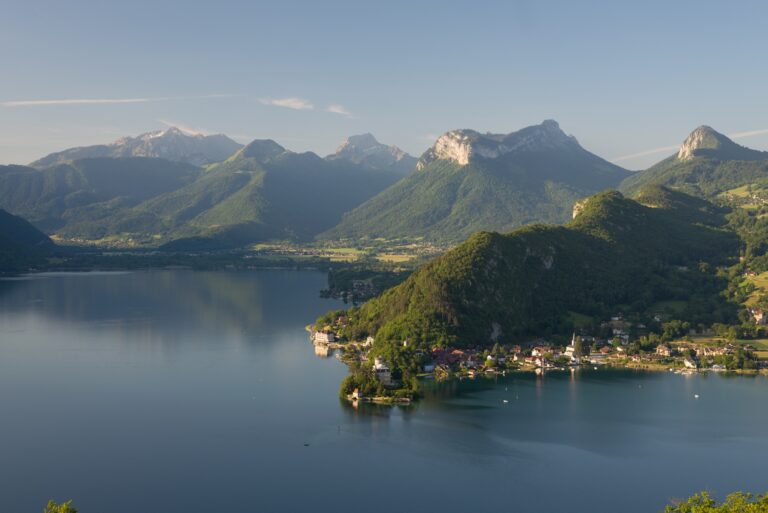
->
0, 209, 54, 273
68, 140, 407, 248
320, 187, 737, 349
620, 126, 768, 197
0, 158, 202, 233
321, 120, 630, 243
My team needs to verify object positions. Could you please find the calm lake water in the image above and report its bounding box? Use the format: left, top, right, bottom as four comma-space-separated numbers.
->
1, 270, 767, 513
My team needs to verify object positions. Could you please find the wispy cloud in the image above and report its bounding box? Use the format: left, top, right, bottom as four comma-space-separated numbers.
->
326, 104, 354, 118
157, 119, 209, 136
611, 145, 679, 163
0, 94, 235, 108
612, 127, 768, 163
259, 97, 314, 110
1, 98, 151, 107
729, 128, 768, 139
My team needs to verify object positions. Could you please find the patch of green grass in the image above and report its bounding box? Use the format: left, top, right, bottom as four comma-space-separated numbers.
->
648, 300, 687, 315
376, 253, 414, 263
740, 338, 768, 350
566, 311, 594, 328
323, 247, 364, 255
744, 271, 768, 306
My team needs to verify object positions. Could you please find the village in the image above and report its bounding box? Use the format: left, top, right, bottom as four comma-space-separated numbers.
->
311, 312, 767, 402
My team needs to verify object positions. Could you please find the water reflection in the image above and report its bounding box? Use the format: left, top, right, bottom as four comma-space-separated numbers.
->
0, 270, 329, 344
314, 344, 332, 357
2, 270, 768, 513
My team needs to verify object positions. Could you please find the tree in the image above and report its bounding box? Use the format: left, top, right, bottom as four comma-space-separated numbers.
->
44, 500, 78, 513
665, 491, 768, 512
573, 336, 584, 357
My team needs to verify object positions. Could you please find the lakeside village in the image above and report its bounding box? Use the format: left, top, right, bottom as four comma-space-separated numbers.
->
310, 312, 768, 404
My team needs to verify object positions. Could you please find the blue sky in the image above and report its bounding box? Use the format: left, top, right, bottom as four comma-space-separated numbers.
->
2, 0, 768, 168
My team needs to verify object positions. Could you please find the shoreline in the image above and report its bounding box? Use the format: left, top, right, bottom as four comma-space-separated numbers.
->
310, 335, 768, 405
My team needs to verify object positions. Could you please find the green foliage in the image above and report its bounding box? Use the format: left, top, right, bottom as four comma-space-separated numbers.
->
661, 320, 691, 342
322, 266, 410, 302
43, 500, 78, 513
666, 491, 768, 513
339, 370, 382, 398
338, 359, 420, 400
320, 187, 738, 352
572, 336, 584, 357
727, 205, 768, 272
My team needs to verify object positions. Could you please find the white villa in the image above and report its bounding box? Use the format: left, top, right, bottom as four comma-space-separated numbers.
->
314, 331, 335, 344
373, 357, 392, 385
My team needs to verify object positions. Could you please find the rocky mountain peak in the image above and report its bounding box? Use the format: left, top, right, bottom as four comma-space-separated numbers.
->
162, 126, 186, 135
677, 126, 730, 160
327, 134, 415, 172
338, 133, 380, 152
32, 127, 243, 168
417, 120, 579, 170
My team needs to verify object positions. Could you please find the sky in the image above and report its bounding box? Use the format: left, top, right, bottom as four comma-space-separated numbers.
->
2, 0, 768, 169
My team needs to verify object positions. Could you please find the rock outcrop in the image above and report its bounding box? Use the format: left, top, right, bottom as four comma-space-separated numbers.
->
417, 120, 578, 170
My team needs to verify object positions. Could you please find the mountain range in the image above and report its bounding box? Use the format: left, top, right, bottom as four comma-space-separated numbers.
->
3, 122, 768, 251
0, 129, 417, 248
83, 138, 412, 249
30, 127, 243, 167
322, 120, 631, 243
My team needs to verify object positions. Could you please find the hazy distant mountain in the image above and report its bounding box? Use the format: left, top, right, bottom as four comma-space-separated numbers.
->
0, 208, 54, 272
326, 133, 416, 175
31, 127, 243, 168
0, 209, 53, 249
63, 139, 407, 248
323, 120, 631, 243
621, 126, 768, 197
0, 158, 202, 232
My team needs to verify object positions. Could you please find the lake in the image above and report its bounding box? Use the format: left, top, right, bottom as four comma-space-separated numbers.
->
1, 270, 767, 513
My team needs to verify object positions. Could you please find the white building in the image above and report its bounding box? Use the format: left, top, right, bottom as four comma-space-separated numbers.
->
750, 308, 766, 325
314, 331, 335, 344
564, 334, 581, 364
373, 357, 392, 385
